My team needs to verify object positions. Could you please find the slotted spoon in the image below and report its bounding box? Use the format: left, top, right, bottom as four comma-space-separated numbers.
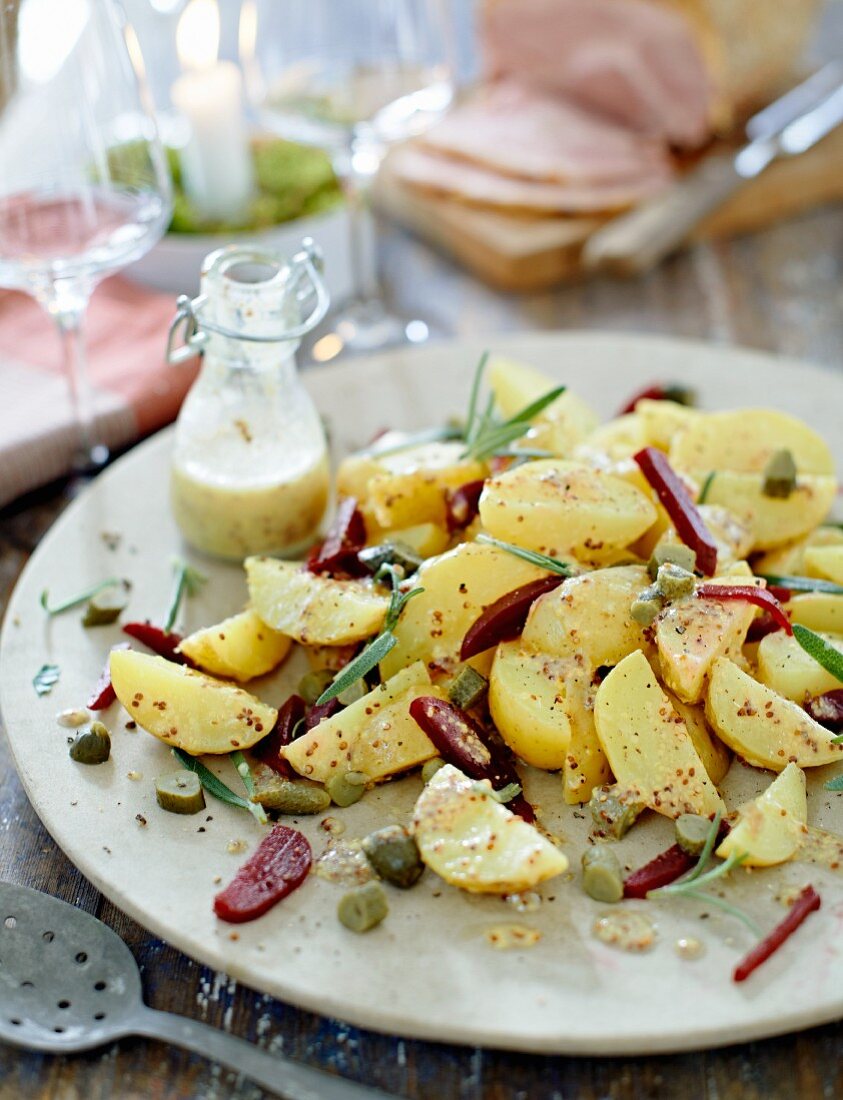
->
0, 880, 393, 1100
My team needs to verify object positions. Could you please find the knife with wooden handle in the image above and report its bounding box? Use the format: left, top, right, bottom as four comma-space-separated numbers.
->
582, 64, 843, 276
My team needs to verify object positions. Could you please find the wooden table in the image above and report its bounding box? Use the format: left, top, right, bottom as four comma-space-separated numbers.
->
3, 186, 843, 1100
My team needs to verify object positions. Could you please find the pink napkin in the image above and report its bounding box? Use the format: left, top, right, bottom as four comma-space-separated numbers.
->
0, 276, 198, 509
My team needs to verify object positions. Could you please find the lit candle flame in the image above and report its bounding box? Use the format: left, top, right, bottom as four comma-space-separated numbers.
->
176, 0, 220, 72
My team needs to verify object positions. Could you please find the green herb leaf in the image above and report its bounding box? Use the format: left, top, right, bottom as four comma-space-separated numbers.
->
464, 351, 490, 445
172, 748, 257, 816
231, 750, 269, 825
33, 663, 60, 696
164, 558, 208, 633
40, 578, 126, 616
758, 574, 843, 596
475, 533, 576, 577
316, 632, 398, 706
825, 773, 843, 790
697, 471, 716, 505
792, 624, 843, 686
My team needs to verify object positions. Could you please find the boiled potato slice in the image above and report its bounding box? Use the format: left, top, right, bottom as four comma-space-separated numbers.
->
366, 442, 485, 529
522, 565, 652, 668
669, 408, 835, 478
575, 414, 648, 464
412, 764, 568, 894
176, 609, 291, 682
283, 663, 441, 783
246, 556, 388, 646
479, 459, 656, 561
656, 574, 761, 704
110, 649, 277, 755
651, 505, 753, 569
488, 356, 599, 456
716, 763, 807, 867
636, 399, 701, 451
786, 593, 843, 634
757, 629, 843, 702
753, 525, 843, 576
594, 650, 725, 819
804, 545, 843, 585
488, 642, 575, 769
562, 667, 611, 804
701, 471, 837, 550
705, 658, 843, 770
335, 452, 385, 501
379, 541, 550, 679
668, 693, 731, 785
378, 522, 450, 558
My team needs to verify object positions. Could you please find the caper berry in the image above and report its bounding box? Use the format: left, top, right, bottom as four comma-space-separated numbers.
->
252, 768, 330, 814
655, 562, 696, 601
155, 770, 205, 814
581, 845, 624, 903
69, 722, 111, 764
363, 825, 424, 888
326, 772, 366, 807
762, 448, 797, 499
448, 666, 489, 711
647, 543, 696, 580
675, 813, 712, 855
338, 881, 389, 933
589, 785, 644, 840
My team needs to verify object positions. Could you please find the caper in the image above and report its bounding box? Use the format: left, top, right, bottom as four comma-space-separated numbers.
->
69, 722, 111, 764
81, 583, 130, 627
326, 772, 366, 807
589, 785, 644, 840
421, 757, 445, 783
358, 540, 423, 577
648, 543, 697, 581
155, 769, 205, 814
675, 813, 712, 855
762, 448, 797, 499
661, 384, 696, 408
362, 825, 424, 888
655, 562, 696, 601
252, 767, 330, 814
581, 845, 624, 903
337, 680, 368, 706
298, 669, 334, 706
630, 589, 663, 625
337, 881, 389, 933
448, 666, 489, 711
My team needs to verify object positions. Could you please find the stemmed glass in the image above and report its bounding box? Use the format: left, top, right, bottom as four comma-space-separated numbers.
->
0, 0, 172, 470
240, 0, 454, 355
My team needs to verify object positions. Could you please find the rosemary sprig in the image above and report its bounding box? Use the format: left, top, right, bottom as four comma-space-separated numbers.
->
316, 566, 424, 706
40, 578, 126, 616
758, 573, 843, 596
33, 663, 60, 696
359, 424, 463, 459
164, 557, 208, 633
475, 533, 576, 577
231, 750, 269, 825
173, 748, 262, 820
792, 624, 843, 687
825, 773, 843, 789
697, 471, 716, 504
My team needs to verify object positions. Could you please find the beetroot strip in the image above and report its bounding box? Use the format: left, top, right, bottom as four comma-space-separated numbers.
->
624, 843, 696, 898
634, 446, 718, 575
460, 575, 565, 660
733, 885, 821, 983
696, 584, 793, 636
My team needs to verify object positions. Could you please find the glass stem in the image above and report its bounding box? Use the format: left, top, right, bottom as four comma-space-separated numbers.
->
341, 143, 381, 305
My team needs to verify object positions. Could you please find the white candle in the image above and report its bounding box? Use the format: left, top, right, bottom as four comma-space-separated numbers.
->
171, 0, 254, 223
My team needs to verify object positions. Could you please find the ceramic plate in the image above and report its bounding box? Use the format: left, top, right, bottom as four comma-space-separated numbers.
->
3, 333, 843, 1055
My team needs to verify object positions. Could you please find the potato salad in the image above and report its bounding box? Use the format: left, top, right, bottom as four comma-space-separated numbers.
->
55, 354, 843, 981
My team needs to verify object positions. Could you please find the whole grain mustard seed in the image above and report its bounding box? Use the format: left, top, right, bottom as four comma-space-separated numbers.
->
227, 839, 248, 854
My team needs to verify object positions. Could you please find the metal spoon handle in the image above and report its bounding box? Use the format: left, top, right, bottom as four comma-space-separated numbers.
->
132, 1007, 393, 1100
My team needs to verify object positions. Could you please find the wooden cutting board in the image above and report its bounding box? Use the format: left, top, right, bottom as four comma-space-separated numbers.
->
375, 126, 843, 292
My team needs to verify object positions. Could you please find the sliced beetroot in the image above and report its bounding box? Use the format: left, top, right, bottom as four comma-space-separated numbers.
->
696, 584, 793, 636
618, 383, 694, 416
746, 613, 784, 644
87, 642, 130, 710
733, 885, 821, 982
305, 696, 342, 730
446, 479, 485, 532
213, 824, 312, 923
623, 843, 696, 898
634, 446, 718, 576
253, 694, 307, 777
307, 497, 367, 577
122, 621, 187, 664
805, 689, 843, 731
409, 696, 534, 821
460, 575, 565, 660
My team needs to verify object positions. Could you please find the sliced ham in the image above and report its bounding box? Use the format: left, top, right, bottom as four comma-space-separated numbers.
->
419, 81, 673, 186
390, 144, 670, 215
481, 0, 713, 148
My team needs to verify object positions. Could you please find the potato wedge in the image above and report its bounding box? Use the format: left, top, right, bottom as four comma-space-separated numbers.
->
109, 649, 277, 754
701, 471, 837, 550
716, 763, 807, 867
575, 414, 648, 464
283, 663, 441, 784
522, 565, 653, 668
412, 764, 568, 894
177, 609, 291, 682
594, 650, 725, 819
705, 657, 843, 770
366, 442, 485, 529
379, 541, 550, 679
488, 642, 575, 770
804, 545, 843, 585
635, 399, 702, 451
757, 629, 843, 702
562, 668, 611, 804
246, 556, 388, 646
377, 522, 450, 559
753, 525, 843, 576
785, 592, 843, 634
655, 576, 760, 705
478, 459, 657, 560
652, 504, 753, 569
488, 356, 598, 456
667, 693, 731, 785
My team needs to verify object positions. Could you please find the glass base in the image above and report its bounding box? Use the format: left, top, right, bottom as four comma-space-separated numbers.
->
70, 441, 110, 476
307, 298, 436, 361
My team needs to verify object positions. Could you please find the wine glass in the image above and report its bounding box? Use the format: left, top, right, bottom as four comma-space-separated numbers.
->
240, 0, 454, 355
0, 0, 172, 470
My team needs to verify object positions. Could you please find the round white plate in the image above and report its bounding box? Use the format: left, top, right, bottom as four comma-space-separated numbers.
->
3, 333, 843, 1055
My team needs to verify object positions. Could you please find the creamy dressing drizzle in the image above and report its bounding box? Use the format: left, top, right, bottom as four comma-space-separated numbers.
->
485, 924, 542, 950
314, 840, 373, 886
592, 910, 656, 953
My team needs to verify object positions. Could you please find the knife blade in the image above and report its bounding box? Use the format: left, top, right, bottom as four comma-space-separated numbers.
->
582, 66, 843, 276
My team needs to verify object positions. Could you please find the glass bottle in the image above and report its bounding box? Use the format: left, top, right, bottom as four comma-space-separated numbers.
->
167, 239, 330, 561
